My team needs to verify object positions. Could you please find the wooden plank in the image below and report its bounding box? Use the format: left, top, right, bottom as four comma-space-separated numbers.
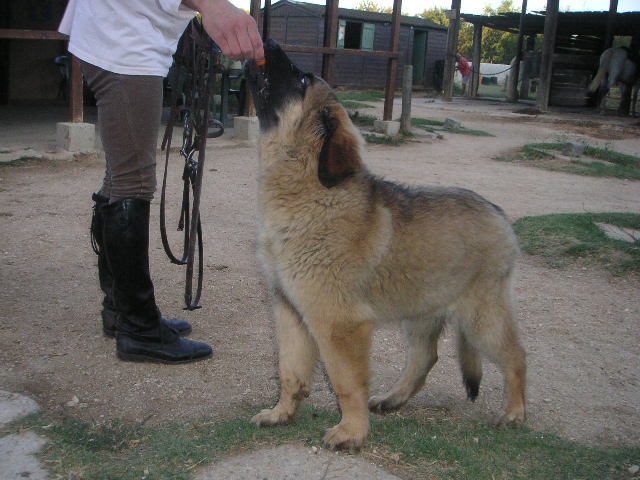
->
0, 29, 67, 40
383, 0, 402, 121
282, 43, 398, 58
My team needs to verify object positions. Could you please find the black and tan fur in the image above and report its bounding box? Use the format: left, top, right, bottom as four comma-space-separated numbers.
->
246, 40, 527, 451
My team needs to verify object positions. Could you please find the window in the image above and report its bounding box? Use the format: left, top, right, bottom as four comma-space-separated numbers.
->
337, 20, 375, 50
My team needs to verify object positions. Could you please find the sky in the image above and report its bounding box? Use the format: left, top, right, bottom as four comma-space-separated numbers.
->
231, 0, 638, 17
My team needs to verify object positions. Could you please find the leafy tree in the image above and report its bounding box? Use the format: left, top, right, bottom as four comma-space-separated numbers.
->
421, 0, 519, 64
354, 0, 393, 13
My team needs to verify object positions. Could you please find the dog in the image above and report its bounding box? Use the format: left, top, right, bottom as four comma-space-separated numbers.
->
245, 39, 527, 451
588, 46, 639, 116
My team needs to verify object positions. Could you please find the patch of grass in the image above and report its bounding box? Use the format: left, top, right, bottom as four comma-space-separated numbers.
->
0, 156, 40, 167
447, 127, 494, 137
348, 111, 377, 127
496, 142, 640, 180
406, 117, 493, 137
513, 212, 640, 274
341, 100, 375, 109
7, 408, 639, 480
362, 133, 406, 146
337, 90, 385, 102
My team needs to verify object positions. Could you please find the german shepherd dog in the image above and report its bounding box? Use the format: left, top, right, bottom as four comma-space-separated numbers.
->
245, 40, 526, 451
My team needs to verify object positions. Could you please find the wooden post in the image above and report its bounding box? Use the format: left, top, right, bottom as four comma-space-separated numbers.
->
322, 0, 339, 85
470, 23, 482, 98
442, 0, 462, 102
507, 0, 528, 102
519, 35, 535, 99
603, 0, 618, 50
70, 54, 83, 123
382, 0, 402, 121
400, 64, 412, 134
536, 0, 558, 111
246, 0, 262, 116
262, 0, 271, 40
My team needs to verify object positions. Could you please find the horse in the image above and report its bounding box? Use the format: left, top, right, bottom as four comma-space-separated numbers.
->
588, 47, 639, 116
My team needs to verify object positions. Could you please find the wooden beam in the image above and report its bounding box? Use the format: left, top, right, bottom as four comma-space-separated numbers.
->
507, 0, 528, 102
0, 29, 67, 40
442, 0, 462, 102
470, 24, 482, 98
603, 0, 618, 50
536, 0, 559, 111
321, 0, 339, 85
383, 0, 402, 120
400, 64, 412, 134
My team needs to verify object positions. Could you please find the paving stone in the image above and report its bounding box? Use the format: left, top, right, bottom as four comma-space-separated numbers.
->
595, 223, 640, 243
443, 118, 462, 129
194, 445, 401, 480
0, 432, 48, 480
0, 391, 40, 427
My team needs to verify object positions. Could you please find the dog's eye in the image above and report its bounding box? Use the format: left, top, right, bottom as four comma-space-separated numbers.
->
301, 76, 309, 88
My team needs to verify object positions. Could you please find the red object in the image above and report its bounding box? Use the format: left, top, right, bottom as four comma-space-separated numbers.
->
457, 55, 471, 77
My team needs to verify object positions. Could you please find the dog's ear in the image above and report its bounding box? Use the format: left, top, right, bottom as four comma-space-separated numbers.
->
318, 105, 362, 188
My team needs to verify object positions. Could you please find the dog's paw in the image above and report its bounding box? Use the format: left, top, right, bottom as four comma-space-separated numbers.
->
368, 394, 405, 413
496, 409, 525, 428
323, 422, 368, 452
250, 407, 294, 427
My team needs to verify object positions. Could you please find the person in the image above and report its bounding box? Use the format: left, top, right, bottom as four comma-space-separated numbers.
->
58, 0, 264, 364
456, 54, 471, 96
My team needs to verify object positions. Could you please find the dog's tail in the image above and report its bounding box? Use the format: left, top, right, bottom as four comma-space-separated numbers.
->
458, 333, 482, 401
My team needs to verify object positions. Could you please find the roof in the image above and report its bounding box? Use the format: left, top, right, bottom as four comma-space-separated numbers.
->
460, 10, 640, 36
269, 0, 447, 30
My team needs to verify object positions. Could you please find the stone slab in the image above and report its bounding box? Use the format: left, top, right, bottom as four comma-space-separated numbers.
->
595, 223, 640, 243
194, 445, 401, 480
0, 432, 48, 480
233, 116, 259, 142
373, 120, 400, 137
0, 391, 40, 427
56, 122, 95, 152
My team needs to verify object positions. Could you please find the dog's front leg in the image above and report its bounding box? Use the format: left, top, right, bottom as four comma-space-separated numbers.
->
252, 293, 319, 426
308, 315, 373, 451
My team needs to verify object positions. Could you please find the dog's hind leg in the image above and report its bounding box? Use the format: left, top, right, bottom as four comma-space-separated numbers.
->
457, 274, 526, 426
306, 310, 373, 451
251, 292, 319, 427
368, 317, 444, 413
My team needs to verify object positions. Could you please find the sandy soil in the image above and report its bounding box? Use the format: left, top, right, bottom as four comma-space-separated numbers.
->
0, 98, 638, 448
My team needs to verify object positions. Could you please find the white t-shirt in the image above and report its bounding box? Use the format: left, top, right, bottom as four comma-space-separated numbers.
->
59, 0, 196, 76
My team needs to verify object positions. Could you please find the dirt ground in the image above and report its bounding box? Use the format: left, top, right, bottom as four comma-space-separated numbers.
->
0, 98, 639, 449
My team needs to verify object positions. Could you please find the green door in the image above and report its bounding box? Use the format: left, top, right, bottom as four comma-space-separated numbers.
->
412, 30, 428, 85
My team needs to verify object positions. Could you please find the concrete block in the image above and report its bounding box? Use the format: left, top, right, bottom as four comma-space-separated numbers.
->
373, 120, 400, 136
56, 122, 96, 152
443, 118, 462, 130
233, 116, 259, 142
562, 142, 584, 157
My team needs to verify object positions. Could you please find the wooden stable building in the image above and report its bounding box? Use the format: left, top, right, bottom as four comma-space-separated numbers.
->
260, 0, 447, 88
458, 8, 640, 111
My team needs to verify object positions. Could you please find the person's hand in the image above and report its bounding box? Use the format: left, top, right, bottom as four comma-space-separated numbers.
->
184, 0, 264, 60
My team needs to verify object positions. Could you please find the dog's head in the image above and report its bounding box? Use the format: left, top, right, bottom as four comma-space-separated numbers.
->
245, 39, 363, 188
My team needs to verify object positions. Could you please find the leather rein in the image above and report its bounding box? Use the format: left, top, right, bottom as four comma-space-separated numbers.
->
160, 20, 224, 311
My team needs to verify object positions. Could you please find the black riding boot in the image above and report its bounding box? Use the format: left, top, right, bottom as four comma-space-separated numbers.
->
91, 193, 192, 337
100, 197, 212, 364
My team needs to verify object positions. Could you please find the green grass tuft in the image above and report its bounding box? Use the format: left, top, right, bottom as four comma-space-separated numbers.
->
7, 407, 639, 480
496, 143, 640, 180
348, 111, 377, 127
337, 90, 385, 102
513, 212, 640, 274
341, 100, 375, 109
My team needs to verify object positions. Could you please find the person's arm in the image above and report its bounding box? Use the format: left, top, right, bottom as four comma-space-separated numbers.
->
182, 0, 264, 60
